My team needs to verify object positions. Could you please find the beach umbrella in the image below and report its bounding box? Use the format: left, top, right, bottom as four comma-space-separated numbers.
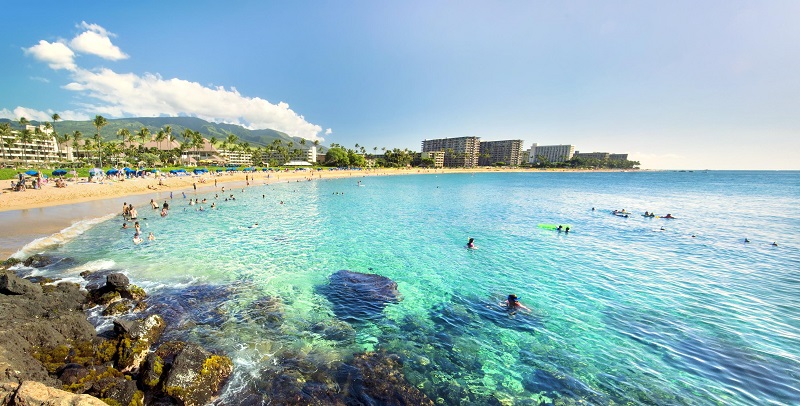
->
52, 169, 67, 176
106, 169, 119, 175
216, 169, 223, 173
25, 170, 39, 176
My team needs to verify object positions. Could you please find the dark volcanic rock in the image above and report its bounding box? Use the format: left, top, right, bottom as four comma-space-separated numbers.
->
23, 254, 56, 268
0, 272, 94, 385
317, 270, 403, 322
0, 272, 42, 296
312, 319, 357, 344
106, 272, 130, 290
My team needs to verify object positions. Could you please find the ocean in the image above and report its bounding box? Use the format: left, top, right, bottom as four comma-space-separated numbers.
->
13, 171, 800, 405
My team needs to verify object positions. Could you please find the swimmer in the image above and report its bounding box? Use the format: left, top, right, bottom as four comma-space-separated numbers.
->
148, 232, 155, 241
501, 294, 530, 312
467, 237, 476, 249
211, 202, 216, 208
249, 222, 259, 228
663, 213, 675, 219
122, 222, 128, 229
565, 227, 570, 233
772, 242, 778, 247
744, 238, 750, 243
133, 232, 143, 245
556, 225, 563, 232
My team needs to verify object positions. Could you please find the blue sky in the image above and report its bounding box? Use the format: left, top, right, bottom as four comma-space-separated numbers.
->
2, 1, 798, 169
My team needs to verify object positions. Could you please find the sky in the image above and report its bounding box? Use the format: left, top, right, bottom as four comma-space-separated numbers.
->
1, 1, 798, 170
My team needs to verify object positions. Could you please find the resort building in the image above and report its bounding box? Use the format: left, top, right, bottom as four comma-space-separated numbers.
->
573, 151, 610, 160
479, 139, 524, 166
421, 151, 445, 168
573, 151, 629, 161
421, 136, 481, 168
527, 144, 575, 164
0, 125, 73, 165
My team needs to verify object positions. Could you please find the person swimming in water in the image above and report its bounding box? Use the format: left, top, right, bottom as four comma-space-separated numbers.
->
565, 226, 570, 233
467, 237, 476, 249
501, 294, 530, 312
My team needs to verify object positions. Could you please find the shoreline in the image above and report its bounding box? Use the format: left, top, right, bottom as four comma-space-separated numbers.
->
0, 167, 631, 259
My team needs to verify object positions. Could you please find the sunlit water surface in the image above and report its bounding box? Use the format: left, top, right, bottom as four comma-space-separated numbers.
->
16, 171, 800, 405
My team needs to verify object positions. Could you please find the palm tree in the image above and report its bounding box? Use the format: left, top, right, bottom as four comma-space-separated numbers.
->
18, 128, 33, 164
155, 129, 167, 153
117, 128, 131, 162
72, 131, 82, 163
93, 115, 108, 166
51, 113, 60, 143
0, 123, 12, 162
58, 131, 71, 163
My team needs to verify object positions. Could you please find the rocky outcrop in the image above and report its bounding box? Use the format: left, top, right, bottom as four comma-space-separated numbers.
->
1, 264, 234, 406
337, 352, 434, 406
0, 380, 108, 406
317, 270, 403, 322
0, 271, 94, 386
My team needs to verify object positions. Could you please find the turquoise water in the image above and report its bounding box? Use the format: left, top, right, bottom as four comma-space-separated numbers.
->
18, 171, 800, 404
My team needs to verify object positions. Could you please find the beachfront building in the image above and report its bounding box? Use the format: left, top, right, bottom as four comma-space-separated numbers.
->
421, 151, 445, 168
574, 151, 629, 161
479, 139, 524, 166
421, 136, 480, 168
528, 144, 575, 165
0, 124, 73, 165
306, 146, 317, 163
573, 151, 610, 160
218, 149, 253, 166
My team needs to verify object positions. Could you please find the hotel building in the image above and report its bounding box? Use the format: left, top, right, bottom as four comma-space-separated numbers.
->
527, 144, 575, 164
479, 139, 524, 166
421, 136, 481, 168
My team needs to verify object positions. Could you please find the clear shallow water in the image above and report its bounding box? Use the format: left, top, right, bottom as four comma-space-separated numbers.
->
16, 171, 800, 405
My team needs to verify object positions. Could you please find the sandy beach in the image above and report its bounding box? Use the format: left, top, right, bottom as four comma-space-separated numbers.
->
2, 167, 519, 259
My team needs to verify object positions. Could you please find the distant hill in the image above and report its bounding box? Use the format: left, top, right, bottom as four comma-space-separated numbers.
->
0, 117, 303, 147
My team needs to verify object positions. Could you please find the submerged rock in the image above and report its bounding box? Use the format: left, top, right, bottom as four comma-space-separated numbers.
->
337, 351, 435, 405
317, 270, 403, 322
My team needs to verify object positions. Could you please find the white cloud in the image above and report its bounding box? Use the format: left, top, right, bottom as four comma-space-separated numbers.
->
0, 107, 90, 122
69, 21, 128, 61
325, 128, 332, 135
29, 76, 50, 83
23, 40, 76, 70
64, 68, 325, 140
19, 22, 326, 140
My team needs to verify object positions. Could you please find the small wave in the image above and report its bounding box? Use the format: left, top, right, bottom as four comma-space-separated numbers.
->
12, 213, 118, 259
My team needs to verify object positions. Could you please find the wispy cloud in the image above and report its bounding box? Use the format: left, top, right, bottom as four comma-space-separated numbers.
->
29, 76, 51, 83
18, 22, 327, 140
0, 107, 90, 122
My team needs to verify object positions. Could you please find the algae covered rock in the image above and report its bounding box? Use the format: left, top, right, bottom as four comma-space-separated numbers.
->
162, 343, 233, 406
336, 351, 434, 405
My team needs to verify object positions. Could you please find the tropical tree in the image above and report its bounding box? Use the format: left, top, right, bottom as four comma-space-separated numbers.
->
155, 129, 167, 155
93, 115, 108, 166
72, 131, 82, 163
34, 126, 45, 163
0, 122, 12, 162
51, 113, 60, 142
324, 147, 349, 167
18, 128, 33, 164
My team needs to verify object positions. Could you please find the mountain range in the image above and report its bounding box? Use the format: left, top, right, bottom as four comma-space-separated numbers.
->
0, 116, 301, 147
